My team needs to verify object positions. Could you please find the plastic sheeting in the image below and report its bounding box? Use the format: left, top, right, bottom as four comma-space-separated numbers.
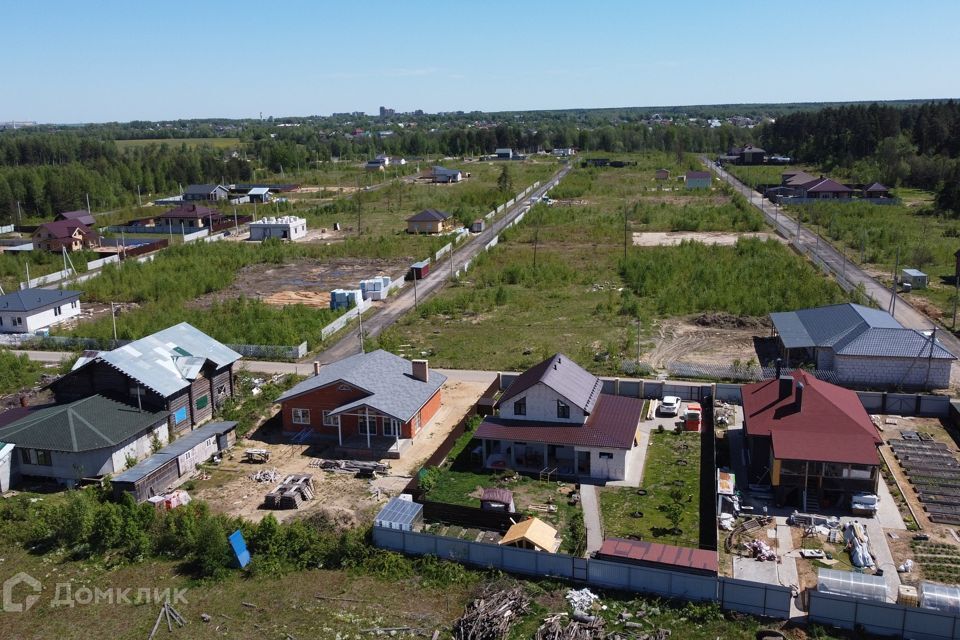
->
817, 568, 887, 603
920, 581, 960, 614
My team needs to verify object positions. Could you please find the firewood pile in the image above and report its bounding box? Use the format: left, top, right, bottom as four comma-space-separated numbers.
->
452, 585, 531, 640
264, 474, 315, 509
534, 613, 605, 639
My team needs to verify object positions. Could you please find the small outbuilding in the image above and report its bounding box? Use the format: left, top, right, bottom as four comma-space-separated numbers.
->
249, 216, 307, 241
407, 260, 430, 280
374, 496, 423, 531
685, 171, 712, 189
111, 421, 237, 502
499, 517, 560, 552
655, 169, 670, 181
432, 166, 462, 183
817, 568, 887, 603
247, 187, 271, 203
470, 219, 485, 233
495, 148, 514, 160
901, 268, 928, 290
406, 209, 453, 234
480, 487, 515, 512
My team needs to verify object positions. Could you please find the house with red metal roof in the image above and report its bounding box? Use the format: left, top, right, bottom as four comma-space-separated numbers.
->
741, 370, 881, 511
475, 354, 643, 481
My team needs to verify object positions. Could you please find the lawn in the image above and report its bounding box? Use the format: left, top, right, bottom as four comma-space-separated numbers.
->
600, 431, 701, 548
377, 152, 848, 375
421, 426, 585, 555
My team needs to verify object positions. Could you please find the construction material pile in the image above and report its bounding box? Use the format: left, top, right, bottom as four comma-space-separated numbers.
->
453, 585, 531, 640
250, 468, 279, 483
566, 588, 599, 611
844, 521, 876, 568
534, 613, 605, 640
310, 458, 389, 476
264, 474, 315, 509
744, 539, 776, 561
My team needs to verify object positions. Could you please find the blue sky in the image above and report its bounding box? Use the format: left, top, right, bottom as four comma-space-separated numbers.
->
5, 0, 959, 123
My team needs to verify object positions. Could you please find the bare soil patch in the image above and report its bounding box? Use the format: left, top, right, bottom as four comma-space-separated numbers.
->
187, 258, 408, 309
642, 194, 732, 206
632, 231, 783, 247
641, 316, 767, 368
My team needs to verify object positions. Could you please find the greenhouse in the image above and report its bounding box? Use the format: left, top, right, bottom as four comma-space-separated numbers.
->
920, 581, 960, 614
374, 497, 423, 532
817, 568, 887, 603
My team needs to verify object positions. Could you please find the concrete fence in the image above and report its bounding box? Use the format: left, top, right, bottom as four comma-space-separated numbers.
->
321, 306, 360, 340
435, 242, 452, 261
228, 341, 307, 361
372, 527, 791, 619
485, 236, 499, 251
809, 590, 960, 639
25, 335, 308, 361
0, 224, 14, 233
86, 255, 119, 271
202, 232, 226, 243
182, 229, 210, 243
20, 268, 73, 289
484, 210, 496, 221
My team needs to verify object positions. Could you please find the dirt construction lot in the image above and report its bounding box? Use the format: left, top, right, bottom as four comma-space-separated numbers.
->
632, 231, 782, 247
640, 314, 772, 369
188, 258, 409, 310
190, 377, 490, 524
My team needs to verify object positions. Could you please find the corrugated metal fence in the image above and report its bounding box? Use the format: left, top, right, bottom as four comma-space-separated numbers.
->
809, 590, 960, 639
372, 527, 791, 618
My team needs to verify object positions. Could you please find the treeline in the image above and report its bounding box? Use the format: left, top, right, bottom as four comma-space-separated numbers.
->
760, 101, 960, 212
0, 134, 252, 220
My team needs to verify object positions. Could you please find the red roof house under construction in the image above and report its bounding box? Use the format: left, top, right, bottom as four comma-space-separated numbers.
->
741, 370, 881, 510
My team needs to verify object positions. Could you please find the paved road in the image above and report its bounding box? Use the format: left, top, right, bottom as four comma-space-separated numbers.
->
313, 164, 573, 365
706, 159, 960, 358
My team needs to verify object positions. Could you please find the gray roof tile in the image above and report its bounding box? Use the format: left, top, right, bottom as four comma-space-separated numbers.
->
111, 421, 237, 484
499, 353, 603, 414
276, 350, 446, 422
0, 288, 81, 313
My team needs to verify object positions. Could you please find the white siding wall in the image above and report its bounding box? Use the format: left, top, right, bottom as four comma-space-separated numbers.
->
176, 436, 217, 476
579, 447, 628, 481
249, 223, 307, 241
0, 444, 14, 493
834, 355, 953, 389
109, 423, 169, 476
500, 382, 587, 424
0, 301, 80, 334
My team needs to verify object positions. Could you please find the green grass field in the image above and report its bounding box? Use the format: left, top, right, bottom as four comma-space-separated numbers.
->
600, 431, 702, 548
376, 153, 847, 374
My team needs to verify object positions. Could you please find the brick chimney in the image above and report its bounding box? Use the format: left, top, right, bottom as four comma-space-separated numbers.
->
412, 359, 429, 383
794, 381, 804, 410
778, 374, 793, 400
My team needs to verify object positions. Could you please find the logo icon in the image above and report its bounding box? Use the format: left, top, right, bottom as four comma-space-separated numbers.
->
3, 572, 41, 613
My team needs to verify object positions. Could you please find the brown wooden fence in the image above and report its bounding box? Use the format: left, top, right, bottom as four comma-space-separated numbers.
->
121, 238, 168, 258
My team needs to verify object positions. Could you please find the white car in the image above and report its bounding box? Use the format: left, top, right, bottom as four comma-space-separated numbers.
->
660, 396, 682, 416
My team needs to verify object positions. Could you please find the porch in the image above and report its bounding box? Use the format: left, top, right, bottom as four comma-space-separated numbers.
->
481, 439, 590, 478
335, 435, 412, 460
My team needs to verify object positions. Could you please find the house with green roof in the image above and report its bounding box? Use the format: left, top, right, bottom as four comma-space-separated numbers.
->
0, 395, 169, 488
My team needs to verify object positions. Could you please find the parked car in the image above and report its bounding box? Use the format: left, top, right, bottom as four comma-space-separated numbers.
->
660, 395, 682, 416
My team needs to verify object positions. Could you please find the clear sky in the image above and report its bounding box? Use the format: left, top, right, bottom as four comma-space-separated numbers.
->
5, 0, 959, 123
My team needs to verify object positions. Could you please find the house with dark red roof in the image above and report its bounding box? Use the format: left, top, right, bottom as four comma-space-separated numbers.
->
741, 370, 881, 511
135, 204, 225, 230
55, 209, 96, 227
32, 220, 100, 252
475, 354, 643, 481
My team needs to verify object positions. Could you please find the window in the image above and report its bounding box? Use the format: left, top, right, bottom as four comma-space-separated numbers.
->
0, 317, 3, 326
359, 416, 377, 436
54, 306, 62, 317
598, 452, 613, 460
514, 397, 526, 416
71, 301, 78, 309
414, 412, 421, 433
321, 410, 339, 427
173, 406, 188, 424
557, 400, 570, 419
20, 448, 52, 466
13, 317, 22, 327
292, 408, 311, 425
195, 395, 209, 410
384, 419, 401, 437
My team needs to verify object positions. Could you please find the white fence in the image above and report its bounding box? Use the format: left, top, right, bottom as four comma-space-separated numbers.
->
203, 232, 226, 243
809, 590, 960, 639
372, 527, 791, 619
321, 306, 360, 340
86, 255, 119, 271
182, 229, 210, 243
20, 268, 73, 289
435, 242, 452, 261
0, 224, 14, 234
485, 236, 499, 251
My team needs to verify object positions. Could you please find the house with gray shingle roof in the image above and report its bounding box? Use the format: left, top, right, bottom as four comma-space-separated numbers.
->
0, 395, 169, 487
0, 288, 81, 334
770, 303, 956, 389
276, 350, 446, 457
51, 323, 241, 436
475, 354, 644, 481
406, 208, 454, 234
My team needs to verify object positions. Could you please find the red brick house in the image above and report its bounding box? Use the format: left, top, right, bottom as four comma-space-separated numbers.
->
276, 350, 446, 457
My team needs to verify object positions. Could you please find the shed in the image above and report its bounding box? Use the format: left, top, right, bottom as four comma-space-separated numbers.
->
817, 568, 887, 602
247, 187, 271, 203
470, 219, 485, 233
901, 268, 928, 289
596, 538, 718, 575
499, 517, 560, 552
111, 421, 237, 502
655, 169, 670, 181
407, 260, 430, 281
480, 487, 515, 512
920, 581, 960, 614
685, 171, 712, 190
374, 496, 423, 531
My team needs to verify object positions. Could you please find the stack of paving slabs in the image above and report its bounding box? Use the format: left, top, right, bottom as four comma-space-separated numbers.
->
264, 474, 315, 509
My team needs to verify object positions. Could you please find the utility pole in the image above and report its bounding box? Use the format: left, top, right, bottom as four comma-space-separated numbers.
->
358, 305, 364, 353
413, 272, 419, 310
111, 302, 118, 341
890, 246, 900, 316
623, 203, 629, 261
925, 326, 937, 390
16, 200, 22, 225
86, 193, 91, 214
137, 185, 142, 208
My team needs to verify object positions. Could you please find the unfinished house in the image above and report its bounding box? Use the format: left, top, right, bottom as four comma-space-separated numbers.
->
770, 303, 956, 389
51, 323, 241, 436
276, 350, 446, 458
474, 353, 643, 481
741, 371, 882, 511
